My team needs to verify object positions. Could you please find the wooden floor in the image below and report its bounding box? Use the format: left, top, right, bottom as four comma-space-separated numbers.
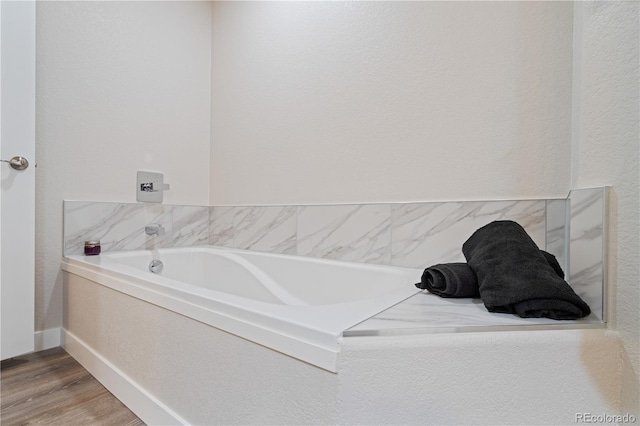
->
1, 347, 145, 426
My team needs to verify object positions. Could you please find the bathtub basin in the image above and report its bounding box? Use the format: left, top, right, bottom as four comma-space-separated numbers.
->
62, 246, 421, 371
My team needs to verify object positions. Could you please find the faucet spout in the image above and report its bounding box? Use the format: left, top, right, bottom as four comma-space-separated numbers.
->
145, 223, 165, 236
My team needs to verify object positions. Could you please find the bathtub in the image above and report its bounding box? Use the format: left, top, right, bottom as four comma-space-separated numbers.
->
62, 246, 421, 371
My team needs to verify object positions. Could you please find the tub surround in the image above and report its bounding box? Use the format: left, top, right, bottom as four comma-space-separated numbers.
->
64, 198, 548, 265
233, 206, 297, 255
545, 198, 568, 271
568, 187, 607, 321
208, 200, 546, 267
64, 202, 209, 255
390, 200, 546, 267
354, 187, 607, 330
63, 187, 607, 335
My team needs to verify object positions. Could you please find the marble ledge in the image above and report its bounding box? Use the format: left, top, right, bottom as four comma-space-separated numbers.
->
344, 292, 605, 337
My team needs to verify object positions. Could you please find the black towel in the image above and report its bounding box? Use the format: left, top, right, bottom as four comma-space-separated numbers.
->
416, 263, 479, 298
462, 220, 590, 320
540, 251, 565, 279
416, 250, 565, 298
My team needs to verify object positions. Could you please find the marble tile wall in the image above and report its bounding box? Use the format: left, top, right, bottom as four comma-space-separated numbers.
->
63, 201, 209, 256
568, 187, 607, 321
63, 190, 606, 323
545, 198, 568, 273
65, 199, 548, 265
297, 204, 391, 264
390, 200, 546, 267
233, 206, 297, 254
208, 206, 234, 247
206, 200, 547, 267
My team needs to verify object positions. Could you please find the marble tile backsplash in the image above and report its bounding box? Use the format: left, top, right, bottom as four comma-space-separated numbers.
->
205, 201, 547, 267
63, 188, 607, 322
568, 188, 607, 321
64, 202, 145, 255
63, 198, 552, 262
209, 206, 234, 247
390, 200, 546, 267
297, 204, 391, 264
545, 198, 568, 272
233, 206, 297, 254
65, 198, 549, 265
171, 206, 210, 247
63, 201, 210, 256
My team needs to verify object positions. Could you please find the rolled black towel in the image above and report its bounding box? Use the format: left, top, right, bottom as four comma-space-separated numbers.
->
415, 263, 479, 298
462, 220, 590, 320
416, 249, 565, 299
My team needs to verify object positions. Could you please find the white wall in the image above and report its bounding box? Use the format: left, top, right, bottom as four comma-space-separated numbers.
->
210, 1, 573, 205
571, 1, 639, 415
338, 331, 624, 425
35, 1, 212, 331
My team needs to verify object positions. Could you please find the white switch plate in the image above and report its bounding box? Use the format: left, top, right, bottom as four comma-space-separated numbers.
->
137, 170, 167, 203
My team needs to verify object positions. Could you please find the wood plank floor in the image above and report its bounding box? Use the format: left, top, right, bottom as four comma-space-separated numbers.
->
1, 347, 145, 426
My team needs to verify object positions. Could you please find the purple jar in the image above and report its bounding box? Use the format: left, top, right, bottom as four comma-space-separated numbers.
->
84, 240, 101, 256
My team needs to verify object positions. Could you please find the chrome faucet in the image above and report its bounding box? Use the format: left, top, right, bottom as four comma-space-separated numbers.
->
145, 223, 165, 236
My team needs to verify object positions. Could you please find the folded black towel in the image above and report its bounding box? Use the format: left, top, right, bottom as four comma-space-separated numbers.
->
416, 263, 479, 298
416, 250, 565, 298
462, 220, 590, 320
540, 251, 565, 279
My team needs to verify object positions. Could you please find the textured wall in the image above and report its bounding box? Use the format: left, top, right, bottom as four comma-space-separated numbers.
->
35, 1, 212, 331
338, 331, 623, 425
571, 1, 639, 415
210, 1, 573, 205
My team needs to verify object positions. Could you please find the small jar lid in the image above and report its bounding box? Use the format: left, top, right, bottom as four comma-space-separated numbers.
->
85, 240, 101, 245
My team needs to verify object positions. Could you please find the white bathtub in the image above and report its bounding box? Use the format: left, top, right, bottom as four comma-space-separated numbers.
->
62, 246, 421, 371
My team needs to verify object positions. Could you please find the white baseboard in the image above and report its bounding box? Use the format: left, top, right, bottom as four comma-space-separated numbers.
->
61, 329, 188, 426
34, 328, 61, 351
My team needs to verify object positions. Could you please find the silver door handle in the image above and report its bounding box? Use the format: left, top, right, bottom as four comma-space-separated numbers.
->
1, 156, 29, 170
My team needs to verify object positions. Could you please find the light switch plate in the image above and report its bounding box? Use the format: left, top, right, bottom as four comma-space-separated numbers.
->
137, 170, 166, 203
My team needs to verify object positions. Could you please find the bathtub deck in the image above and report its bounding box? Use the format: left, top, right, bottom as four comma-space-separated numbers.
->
345, 291, 604, 336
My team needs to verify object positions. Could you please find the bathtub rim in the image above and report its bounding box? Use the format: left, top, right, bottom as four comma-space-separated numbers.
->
62, 246, 421, 372
63, 260, 343, 371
